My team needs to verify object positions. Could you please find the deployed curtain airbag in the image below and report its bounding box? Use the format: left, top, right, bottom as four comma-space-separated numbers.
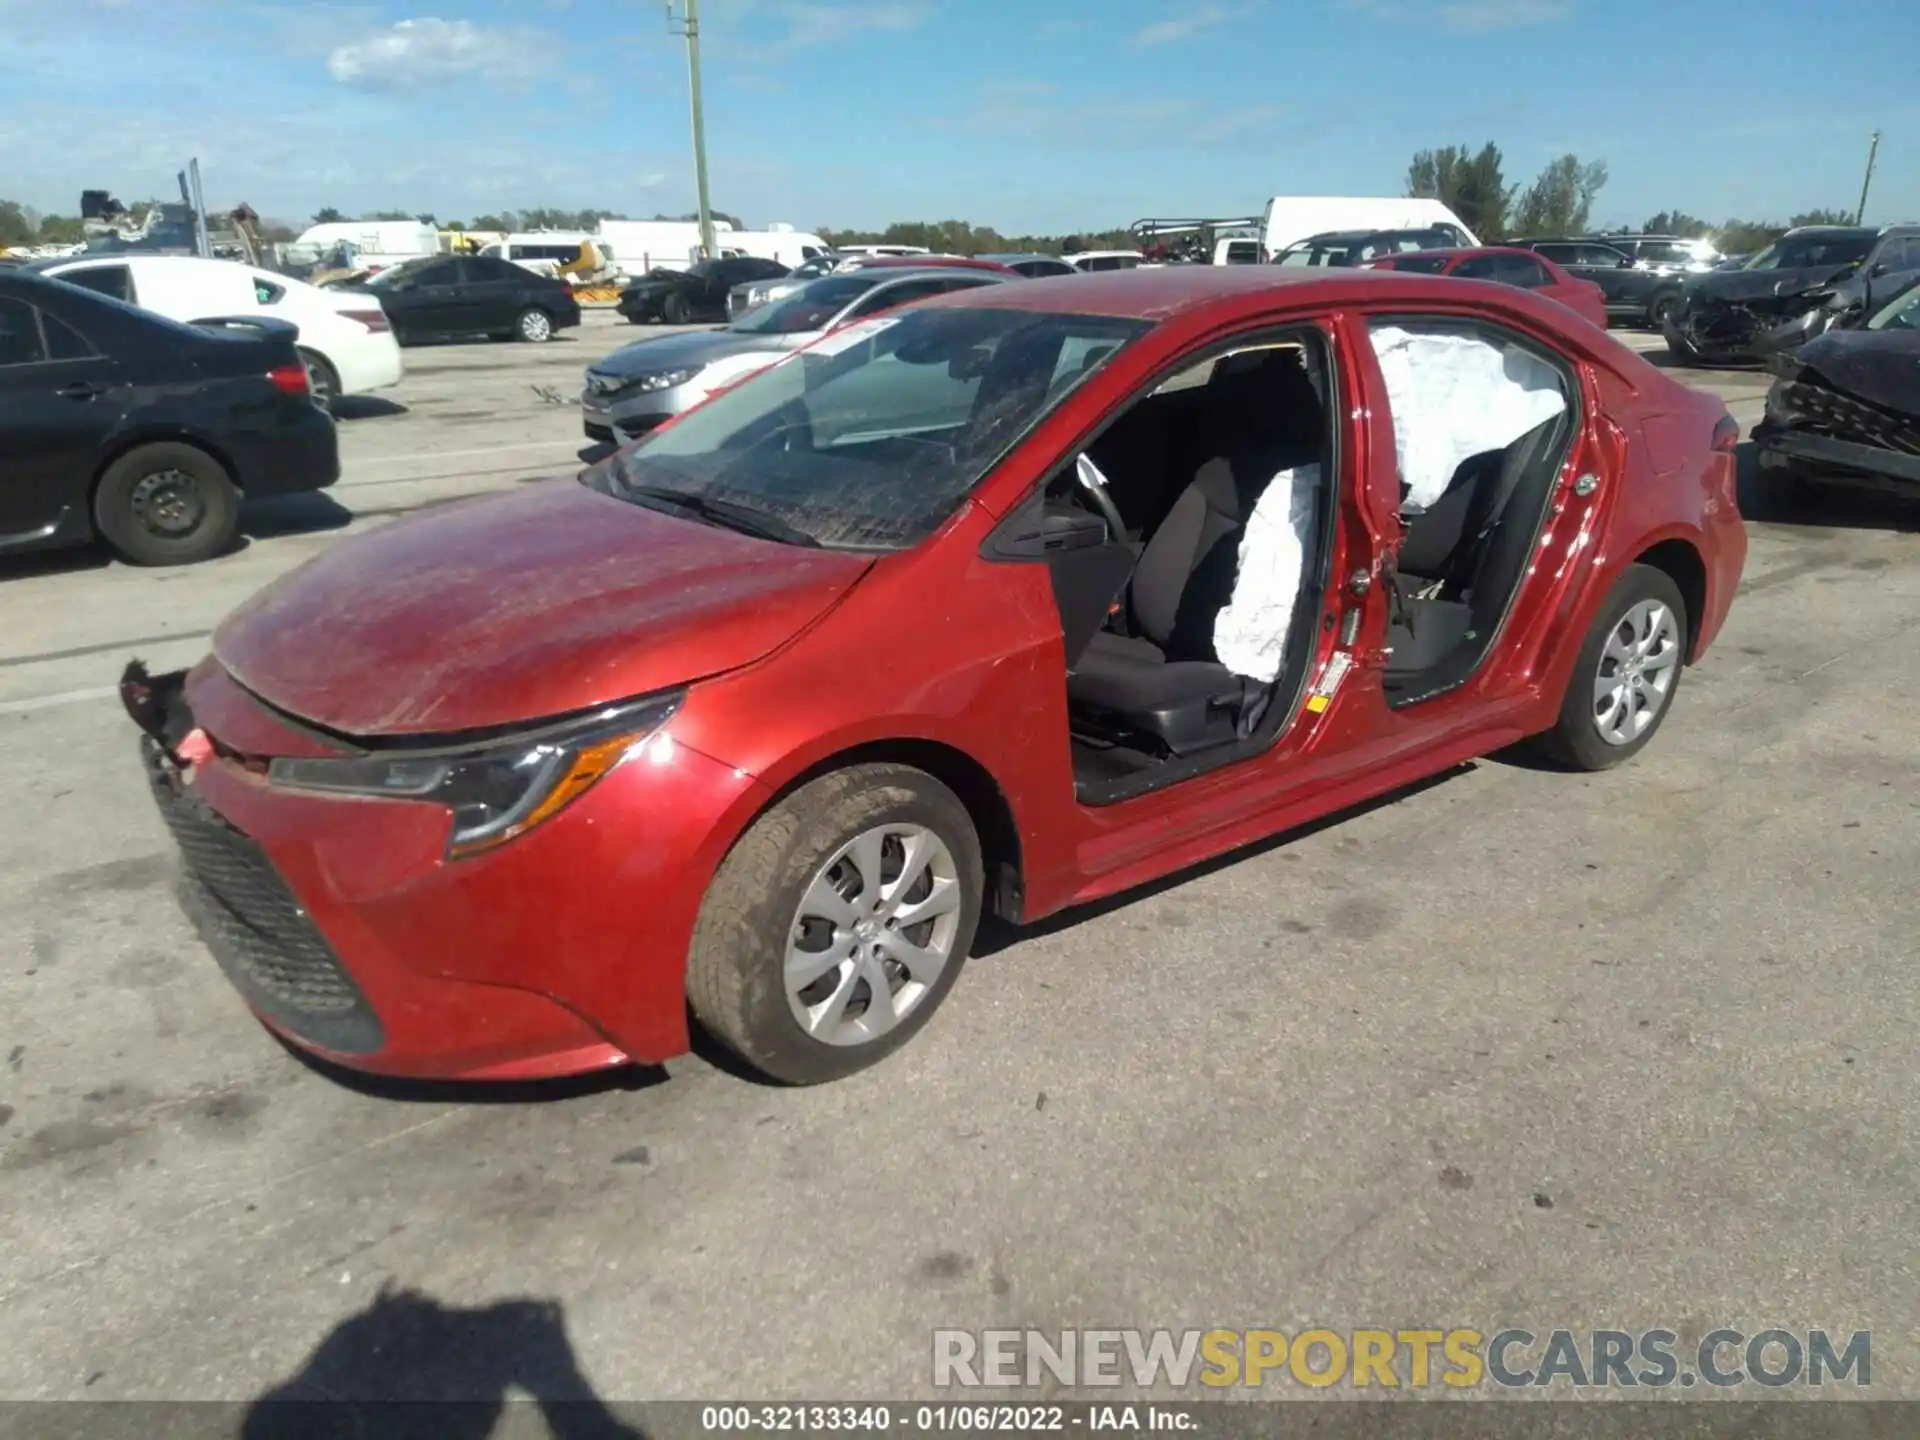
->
1213, 463, 1319, 683
1369, 325, 1568, 511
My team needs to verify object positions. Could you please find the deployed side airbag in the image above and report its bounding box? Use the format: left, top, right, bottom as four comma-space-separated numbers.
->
1212, 463, 1318, 683
1369, 324, 1568, 510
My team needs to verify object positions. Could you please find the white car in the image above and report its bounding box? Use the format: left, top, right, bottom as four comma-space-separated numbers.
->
30, 253, 403, 408
1064, 250, 1145, 272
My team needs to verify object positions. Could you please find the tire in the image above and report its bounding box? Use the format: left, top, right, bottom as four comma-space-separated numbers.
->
1647, 290, 1680, 331
687, 764, 984, 1086
298, 348, 341, 411
1663, 325, 1700, 365
515, 308, 554, 343
93, 442, 241, 567
1530, 564, 1690, 771
662, 292, 690, 325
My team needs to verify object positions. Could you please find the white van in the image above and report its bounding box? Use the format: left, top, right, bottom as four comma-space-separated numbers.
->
595, 219, 739, 276
721, 230, 831, 268
1260, 198, 1478, 259
481, 233, 595, 277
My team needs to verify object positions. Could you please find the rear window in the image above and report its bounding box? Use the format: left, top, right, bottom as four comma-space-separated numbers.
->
56, 264, 134, 303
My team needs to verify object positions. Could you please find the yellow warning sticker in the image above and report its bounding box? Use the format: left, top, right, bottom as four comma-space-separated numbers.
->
1305, 694, 1330, 713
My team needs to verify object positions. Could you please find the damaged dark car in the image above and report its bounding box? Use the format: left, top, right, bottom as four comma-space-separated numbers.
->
1662, 224, 1920, 366
1753, 279, 1920, 504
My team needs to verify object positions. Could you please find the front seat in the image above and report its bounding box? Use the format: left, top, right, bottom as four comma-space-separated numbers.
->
1066, 352, 1322, 756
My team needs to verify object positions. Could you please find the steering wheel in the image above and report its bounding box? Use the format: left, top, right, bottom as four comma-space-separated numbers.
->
1073, 452, 1127, 541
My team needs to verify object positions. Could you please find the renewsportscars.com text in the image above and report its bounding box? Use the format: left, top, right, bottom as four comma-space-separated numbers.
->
933, 1328, 1871, 1390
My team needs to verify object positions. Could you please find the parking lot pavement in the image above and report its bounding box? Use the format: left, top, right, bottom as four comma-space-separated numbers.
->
1, 318, 1916, 1404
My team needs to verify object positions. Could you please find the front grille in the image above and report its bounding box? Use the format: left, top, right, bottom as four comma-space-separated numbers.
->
143, 738, 384, 1055
1779, 381, 1920, 455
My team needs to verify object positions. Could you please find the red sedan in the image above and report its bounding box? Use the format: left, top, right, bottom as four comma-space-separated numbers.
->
125, 268, 1745, 1087
1366, 246, 1610, 329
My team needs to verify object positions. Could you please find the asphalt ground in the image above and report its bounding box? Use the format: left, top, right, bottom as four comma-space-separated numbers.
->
0, 309, 1915, 1409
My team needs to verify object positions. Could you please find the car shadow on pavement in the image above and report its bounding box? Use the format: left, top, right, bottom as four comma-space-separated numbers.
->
243, 492, 358, 541
270, 1031, 669, 1105
241, 1283, 647, 1439
331, 396, 409, 420
973, 764, 1475, 957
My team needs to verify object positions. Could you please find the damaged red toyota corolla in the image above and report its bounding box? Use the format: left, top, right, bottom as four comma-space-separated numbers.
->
125, 269, 1748, 1086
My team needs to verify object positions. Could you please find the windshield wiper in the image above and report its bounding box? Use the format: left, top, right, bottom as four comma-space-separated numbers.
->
620, 483, 821, 548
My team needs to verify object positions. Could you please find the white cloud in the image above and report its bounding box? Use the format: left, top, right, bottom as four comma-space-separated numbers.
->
1129, 4, 1245, 48
326, 17, 548, 92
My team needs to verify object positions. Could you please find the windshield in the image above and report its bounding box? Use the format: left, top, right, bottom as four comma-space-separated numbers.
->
727, 273, 878, 335
1866, 278, 1920, 332
1740, 233, 1875, 271
604, 306, 1152, 550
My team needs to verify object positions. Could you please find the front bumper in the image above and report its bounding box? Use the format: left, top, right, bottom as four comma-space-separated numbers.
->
131, 661, 768, 1080
580, 379, 703, 443
1754, 424, 1920, 491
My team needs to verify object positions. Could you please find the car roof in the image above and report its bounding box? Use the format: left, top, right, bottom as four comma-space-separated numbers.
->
1382, 246, 1547, 263
908, 263, 1564, 322
976, 252, 1063, 263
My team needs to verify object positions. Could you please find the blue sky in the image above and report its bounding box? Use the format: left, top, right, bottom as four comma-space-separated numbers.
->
1, 0, 1914, 236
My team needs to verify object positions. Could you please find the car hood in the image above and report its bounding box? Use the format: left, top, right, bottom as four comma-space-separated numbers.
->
212, 482, 873, 737
588, 328, 797, 379
1686, 266, 1851, 305
1775, 328, 1920, 418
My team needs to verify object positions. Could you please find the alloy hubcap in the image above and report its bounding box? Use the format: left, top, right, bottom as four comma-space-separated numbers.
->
524, 313, 550, 340
129, 469, 206, 538
1592, 599, 1679, 746
784, 823, 962, 1047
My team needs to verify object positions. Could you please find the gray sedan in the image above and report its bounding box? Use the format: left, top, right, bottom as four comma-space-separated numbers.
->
583, 267, 1011, 444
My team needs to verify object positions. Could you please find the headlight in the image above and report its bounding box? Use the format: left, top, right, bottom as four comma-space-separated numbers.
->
267, 694, 681, 859
636, 366, 701, 391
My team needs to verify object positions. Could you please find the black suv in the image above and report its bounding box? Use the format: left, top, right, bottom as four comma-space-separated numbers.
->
1664, 224, 1920, 366
1512, 234, 1715, 328
1271, 227, 1462, 267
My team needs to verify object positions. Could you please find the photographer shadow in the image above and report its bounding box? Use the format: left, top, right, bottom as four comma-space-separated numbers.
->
242, 1282, 646, 1440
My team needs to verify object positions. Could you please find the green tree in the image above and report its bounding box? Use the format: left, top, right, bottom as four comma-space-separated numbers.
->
468, 213, 515, 232
1510, 155, 1610, 237
363, 209, 417, 221
1641, 210, 1710, 237
0, 200, 35, 247
311, 207, 346, 225
36, 214, 86, 245
1789, 208, 1855, 227
1407, 142, 1513, 240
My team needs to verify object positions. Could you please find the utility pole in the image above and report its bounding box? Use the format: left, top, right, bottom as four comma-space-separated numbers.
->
667, 0, 716, 260
1855, 130, 1881, 225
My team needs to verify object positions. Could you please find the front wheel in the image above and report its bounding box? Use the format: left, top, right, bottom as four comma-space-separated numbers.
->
687, 764, 984, 1086
1530, 564, 1690, 771
93, 442, 241, 567
515, 308, 554, 343
662, 292, 690, 325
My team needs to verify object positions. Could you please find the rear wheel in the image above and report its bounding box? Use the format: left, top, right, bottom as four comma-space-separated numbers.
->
1531, 564, 1689, 771
515, 307, 554, 343
1648, 290, 1681, 331
297, 347, 340, 410
93, 442, 241, 567
687, 764, 983, 1086
662, 292, 690, 324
